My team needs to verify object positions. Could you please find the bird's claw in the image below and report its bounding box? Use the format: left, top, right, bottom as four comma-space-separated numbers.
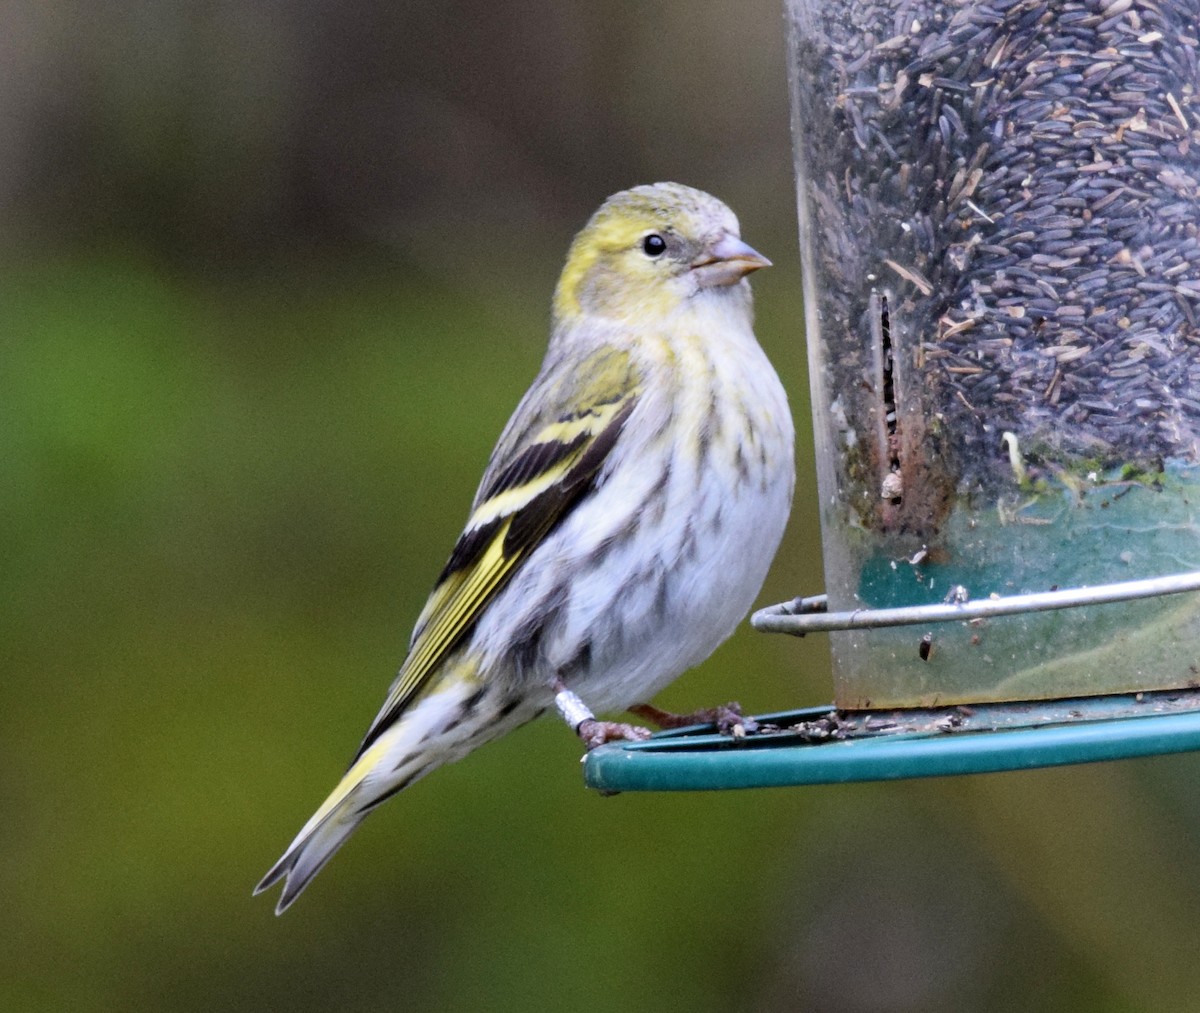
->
576, 719, 653, 751
629, 701, 759, 738
713, 703, 759, 738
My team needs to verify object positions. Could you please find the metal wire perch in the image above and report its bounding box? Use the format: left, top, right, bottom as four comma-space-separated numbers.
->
750, 569, 1200, 636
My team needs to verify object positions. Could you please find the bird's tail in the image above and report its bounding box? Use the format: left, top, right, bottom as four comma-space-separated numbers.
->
254, 802, 367, 915
255, 677, 487, 914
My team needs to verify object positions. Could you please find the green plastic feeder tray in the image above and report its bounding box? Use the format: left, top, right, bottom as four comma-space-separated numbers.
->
583, 687, 1200, 794
582, 572, 1200, 793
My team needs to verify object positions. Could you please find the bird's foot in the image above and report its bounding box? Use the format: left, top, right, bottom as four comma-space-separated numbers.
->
629, 702, 759, 738
576, 719, 653, 751
552, 680, 653, 749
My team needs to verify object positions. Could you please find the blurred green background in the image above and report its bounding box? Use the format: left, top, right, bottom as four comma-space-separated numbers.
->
5, 3, 1200, 1011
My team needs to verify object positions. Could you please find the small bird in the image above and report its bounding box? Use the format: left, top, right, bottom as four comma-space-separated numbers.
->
256, 182, 795, 913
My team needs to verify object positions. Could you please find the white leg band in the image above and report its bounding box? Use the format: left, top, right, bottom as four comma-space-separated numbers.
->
554, 688, 595, 730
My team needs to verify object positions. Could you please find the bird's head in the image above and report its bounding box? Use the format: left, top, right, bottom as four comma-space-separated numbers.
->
553, 182, 770, 325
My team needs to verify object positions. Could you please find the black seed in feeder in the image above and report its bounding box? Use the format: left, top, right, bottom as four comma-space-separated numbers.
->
780, 0, 1200, 709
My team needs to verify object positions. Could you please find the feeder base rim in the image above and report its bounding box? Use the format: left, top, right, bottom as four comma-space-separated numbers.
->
582, 687, 1200, 792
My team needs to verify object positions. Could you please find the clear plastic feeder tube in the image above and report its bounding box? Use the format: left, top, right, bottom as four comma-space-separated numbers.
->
786, 0, 1200, 707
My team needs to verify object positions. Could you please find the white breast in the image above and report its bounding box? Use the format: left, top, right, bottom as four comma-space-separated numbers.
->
472, 295, 795, 715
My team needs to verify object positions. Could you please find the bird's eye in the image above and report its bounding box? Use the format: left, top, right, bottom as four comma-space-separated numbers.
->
642, 233, 667, 257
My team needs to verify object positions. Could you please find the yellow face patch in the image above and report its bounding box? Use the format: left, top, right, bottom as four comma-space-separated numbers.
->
553, 183, 741, 322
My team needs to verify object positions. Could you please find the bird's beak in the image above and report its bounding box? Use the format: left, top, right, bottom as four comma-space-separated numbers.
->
690, 234, 772, 288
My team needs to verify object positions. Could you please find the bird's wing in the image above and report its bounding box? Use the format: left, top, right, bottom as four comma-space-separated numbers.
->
351, 345, 642, 761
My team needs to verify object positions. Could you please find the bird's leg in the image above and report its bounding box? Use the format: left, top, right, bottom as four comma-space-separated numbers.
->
629, 702, 759, 737
553, 679, 653, 750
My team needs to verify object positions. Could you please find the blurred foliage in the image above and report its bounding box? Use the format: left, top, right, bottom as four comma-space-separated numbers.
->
5, 3, 1200, 1012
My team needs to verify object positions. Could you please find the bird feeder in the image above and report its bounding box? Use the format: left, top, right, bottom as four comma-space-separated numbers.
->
585, 0, 1200, 792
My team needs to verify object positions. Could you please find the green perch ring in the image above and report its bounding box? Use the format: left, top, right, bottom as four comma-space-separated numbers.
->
583, 688, 1200, 794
